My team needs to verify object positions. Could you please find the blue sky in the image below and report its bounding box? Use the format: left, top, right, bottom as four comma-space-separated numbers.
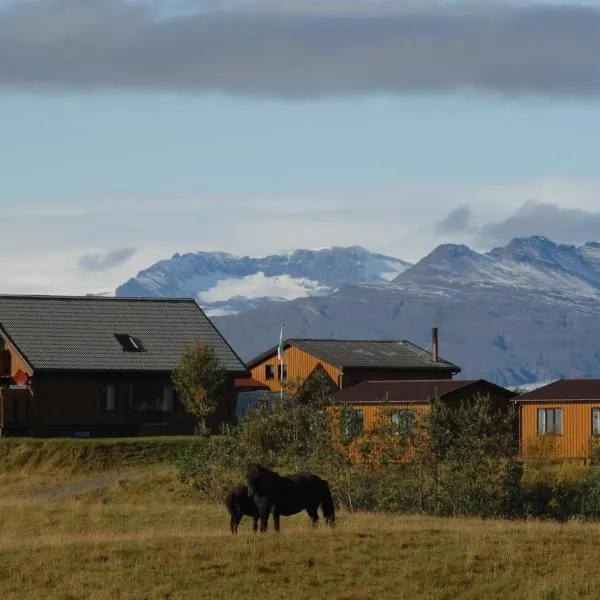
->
1, 0, 600, 294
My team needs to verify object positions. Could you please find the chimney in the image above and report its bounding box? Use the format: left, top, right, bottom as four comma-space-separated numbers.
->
431, 327, 439, 363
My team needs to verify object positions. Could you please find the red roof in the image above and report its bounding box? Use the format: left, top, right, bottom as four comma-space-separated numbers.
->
517, 379, 600, 402
234, 377, 269, 390
331, 379, 514, 404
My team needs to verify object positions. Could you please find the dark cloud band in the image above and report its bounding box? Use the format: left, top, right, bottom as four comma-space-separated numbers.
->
78, 247, 137, 271
1, 1, 600, 96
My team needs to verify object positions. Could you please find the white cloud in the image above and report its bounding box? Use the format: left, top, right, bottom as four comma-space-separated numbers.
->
2, 176, 600, 295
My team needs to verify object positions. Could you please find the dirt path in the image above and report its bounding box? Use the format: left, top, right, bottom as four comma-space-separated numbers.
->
19, 469, 157, 502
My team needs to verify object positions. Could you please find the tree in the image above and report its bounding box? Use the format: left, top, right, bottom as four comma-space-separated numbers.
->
171, 341, 224, 430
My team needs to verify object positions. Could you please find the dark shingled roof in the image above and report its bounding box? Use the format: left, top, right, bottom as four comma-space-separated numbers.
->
247, 339, 460, 372
330, 379, 515, 404
0, 295, 247, 373
516, 379, 600, 402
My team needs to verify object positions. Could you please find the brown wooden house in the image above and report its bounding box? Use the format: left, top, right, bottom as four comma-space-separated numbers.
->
247, 331, 461, 395
0, 295, 248, 437
329, 378, 517, 444
516, 379, 600, 459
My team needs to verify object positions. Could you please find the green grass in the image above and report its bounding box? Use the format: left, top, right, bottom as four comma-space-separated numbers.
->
0, 437, 202, 474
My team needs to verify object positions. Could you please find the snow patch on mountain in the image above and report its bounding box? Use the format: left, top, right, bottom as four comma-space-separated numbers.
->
115, 246, 411, 313
198, 272, 332, 303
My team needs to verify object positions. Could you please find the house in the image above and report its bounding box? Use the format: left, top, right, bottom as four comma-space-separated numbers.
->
330, 378, 518, 442
247, 329, 461, 394
516, 379, 600, 459
0, 295, 248, 437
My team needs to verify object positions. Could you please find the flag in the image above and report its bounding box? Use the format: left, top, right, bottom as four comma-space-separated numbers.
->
277, 323, 284, 361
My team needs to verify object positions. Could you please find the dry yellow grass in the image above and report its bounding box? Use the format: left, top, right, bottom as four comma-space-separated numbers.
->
1, 468, 600, 600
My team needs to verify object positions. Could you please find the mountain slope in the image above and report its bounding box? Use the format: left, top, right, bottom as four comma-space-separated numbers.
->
213, 237, 600, 386
115, 246, 411, 315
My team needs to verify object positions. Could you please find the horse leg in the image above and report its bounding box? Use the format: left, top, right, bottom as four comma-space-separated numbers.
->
259, 507, 270, 533
252, 515, 259, 533
230, 512, 242, 535
306, 505, 319, 527
273, 510, 281, 533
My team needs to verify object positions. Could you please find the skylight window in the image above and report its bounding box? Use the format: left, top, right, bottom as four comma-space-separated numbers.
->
114, 333, 145, 352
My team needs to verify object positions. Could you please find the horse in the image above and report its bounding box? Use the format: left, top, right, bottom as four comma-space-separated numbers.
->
225, 485, 259, 534
246, 464, 335, 533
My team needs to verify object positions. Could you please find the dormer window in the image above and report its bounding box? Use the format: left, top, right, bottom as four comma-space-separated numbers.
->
114, 333, 145, 352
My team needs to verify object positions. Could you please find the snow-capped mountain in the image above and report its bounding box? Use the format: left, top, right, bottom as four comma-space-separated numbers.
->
114, 236, 600, 386
209, 237, 600, 387
115, 246, 411, 315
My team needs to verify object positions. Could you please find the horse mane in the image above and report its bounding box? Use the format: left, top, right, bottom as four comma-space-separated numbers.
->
247, 464, 276, 477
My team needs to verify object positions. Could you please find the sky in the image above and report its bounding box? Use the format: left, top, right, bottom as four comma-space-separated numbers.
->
1, 0, 600, 295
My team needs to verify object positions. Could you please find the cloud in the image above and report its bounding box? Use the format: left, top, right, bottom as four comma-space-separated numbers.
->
2, 1, 600, 97
435, 205, 472, 234
476, 201, 600, 247
78, 247, 137, 271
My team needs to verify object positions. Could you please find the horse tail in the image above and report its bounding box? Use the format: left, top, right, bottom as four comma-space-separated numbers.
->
320, 480, 336, 526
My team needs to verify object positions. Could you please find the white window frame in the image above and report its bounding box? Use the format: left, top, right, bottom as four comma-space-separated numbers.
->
537, 408, 563, 435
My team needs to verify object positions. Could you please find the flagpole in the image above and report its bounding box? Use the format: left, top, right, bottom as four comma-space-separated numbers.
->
277, 323, 284, 400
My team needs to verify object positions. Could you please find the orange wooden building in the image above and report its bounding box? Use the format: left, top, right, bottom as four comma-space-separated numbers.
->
329, 378, 517, 443
516, 379, 600, 459
246, 332, 461, 395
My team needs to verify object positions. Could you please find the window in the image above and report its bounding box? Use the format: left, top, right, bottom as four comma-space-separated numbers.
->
104, 385, 118, 412
341, 409, 364, 442
537, 408, 563, 435
114, 333, 145, 352
161, 386, 174, 412
0, 349, 11, 376
593, 408, 600, 436
127, 384, 174, 412
277, 364, 287, 382
265, 365, 275, 380
391, 410, 415, 436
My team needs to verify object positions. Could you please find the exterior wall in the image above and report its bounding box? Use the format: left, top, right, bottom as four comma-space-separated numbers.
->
331, 401, 429, 462
520, 401, 600, 459
344, 402, 430, 431
341, 368, 452, 388
18, 372, 238, 437
0, 388, 34, 435
249, 346, 342, 393
337, 386, 517, 462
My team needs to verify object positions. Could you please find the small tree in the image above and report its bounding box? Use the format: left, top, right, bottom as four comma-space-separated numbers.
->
171, 341, 224, 431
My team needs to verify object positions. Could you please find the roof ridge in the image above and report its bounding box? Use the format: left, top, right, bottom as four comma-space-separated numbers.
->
0, 294, 196, 303
288, 338, 411, 343
360, 379, 476, 384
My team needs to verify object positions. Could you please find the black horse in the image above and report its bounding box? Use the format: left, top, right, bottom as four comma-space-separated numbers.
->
246, 464, 335, 532
225, 485, 259, 534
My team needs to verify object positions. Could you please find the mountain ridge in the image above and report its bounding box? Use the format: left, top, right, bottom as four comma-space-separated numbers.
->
114, 236, 600, 386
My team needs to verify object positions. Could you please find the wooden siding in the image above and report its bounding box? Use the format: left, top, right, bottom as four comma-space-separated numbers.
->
249, 345, 341, 392
250, 345, 454, 393
331, 402, 429, 462
520, 401, 600, 459
343, 402, 429, 431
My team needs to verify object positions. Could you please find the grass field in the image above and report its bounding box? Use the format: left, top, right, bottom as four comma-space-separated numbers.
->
2, 440, 600, 599
0, 468, 599, 599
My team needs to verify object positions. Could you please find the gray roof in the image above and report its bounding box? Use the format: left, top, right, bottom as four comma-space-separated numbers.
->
247, 338, 460, 372
0, 295, 247, 373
